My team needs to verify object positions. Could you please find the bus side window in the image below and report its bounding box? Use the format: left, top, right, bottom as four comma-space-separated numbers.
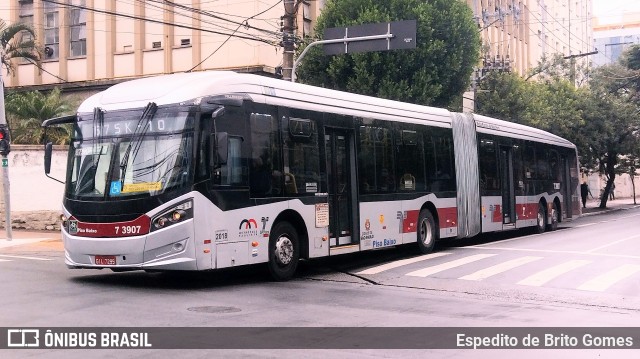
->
217, 136, 243, 185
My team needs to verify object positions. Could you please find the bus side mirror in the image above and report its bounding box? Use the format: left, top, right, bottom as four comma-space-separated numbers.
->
44, 142, 53, 174
214, 132, 228, 165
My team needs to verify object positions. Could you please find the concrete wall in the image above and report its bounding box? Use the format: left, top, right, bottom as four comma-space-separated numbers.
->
0, 145, 67, 231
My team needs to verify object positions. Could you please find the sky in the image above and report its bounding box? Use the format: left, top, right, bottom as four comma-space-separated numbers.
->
592, 0, 640, 24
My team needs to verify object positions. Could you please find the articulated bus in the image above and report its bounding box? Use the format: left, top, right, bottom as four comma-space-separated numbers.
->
43, 71, 580, 280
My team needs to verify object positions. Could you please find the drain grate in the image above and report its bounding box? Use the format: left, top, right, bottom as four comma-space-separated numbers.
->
187, 306, 241, 314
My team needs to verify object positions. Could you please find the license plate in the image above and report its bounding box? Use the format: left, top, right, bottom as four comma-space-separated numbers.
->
95, 255, 116, 265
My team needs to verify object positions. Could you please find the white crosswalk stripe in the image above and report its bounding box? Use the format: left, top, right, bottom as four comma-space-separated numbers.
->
0, 254, 53, 261
577, 264, 640, 292
405, 253, 496, 277
517, 260, 591, 287
356, 252, 452, 275
459, 256, 543, 281
0, 259, 11, 262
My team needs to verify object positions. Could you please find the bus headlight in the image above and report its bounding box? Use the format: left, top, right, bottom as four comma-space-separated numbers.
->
151, 200, 193, 231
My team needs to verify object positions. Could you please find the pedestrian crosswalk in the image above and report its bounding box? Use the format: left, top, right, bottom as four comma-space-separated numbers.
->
355, 252, 640, 293
0, 254, 54, 263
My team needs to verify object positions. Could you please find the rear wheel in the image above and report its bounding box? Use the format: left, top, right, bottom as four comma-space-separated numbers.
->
546, 201, 559, 231
417, 210, 437, 254
267, 221, 299, 281
535, 202, 547, 234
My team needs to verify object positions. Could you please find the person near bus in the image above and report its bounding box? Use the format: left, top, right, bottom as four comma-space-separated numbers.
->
609, 183, 615, 200
580, 181, 592, 208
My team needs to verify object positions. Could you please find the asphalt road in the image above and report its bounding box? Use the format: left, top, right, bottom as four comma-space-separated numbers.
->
1, 207, 639, 358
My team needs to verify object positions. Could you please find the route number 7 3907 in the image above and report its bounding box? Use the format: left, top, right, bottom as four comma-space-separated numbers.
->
115, 225, 142, 235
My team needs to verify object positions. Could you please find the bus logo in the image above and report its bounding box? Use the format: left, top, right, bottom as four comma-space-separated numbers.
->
365, 219, 371, 231
239, 219, 257, 230
239, 218, 258, 238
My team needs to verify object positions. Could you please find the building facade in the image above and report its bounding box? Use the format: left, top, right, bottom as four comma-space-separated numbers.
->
2, 0, 593, 94
592, 12, 640, 67
2, 0, 325, 93
467, 0, 593, 76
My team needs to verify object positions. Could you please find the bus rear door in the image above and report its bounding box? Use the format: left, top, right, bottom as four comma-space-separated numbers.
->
325, 128, 356, 247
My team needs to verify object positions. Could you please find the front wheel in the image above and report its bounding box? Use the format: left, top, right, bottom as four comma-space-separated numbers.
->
535, 202, 547, 234
417, 210, 437, 254
267, 221, 299, 281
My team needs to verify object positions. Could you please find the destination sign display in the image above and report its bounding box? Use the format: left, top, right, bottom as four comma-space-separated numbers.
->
78, 112, 193, 138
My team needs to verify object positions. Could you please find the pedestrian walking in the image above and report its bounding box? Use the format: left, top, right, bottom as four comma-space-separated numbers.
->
609, 183, 615, 200
580, 181, 591, 208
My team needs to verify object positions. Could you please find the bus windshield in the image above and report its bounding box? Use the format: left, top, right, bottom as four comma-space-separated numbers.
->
67, 107, 195, 199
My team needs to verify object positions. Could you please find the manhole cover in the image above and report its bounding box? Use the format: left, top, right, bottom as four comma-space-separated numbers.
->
187, 306, 241, 314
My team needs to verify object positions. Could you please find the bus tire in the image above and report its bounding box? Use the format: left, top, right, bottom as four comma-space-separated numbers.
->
417, 210, 437, 254
547, 201, 559, 231
267, 221, 299, 281
535, 202, 547, 234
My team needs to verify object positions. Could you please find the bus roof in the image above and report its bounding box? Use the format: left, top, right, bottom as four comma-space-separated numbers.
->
77, 71, 575, 148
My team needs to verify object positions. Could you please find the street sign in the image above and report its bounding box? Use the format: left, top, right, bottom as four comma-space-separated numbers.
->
323, 20, 417, 56
2, 158, 7, 167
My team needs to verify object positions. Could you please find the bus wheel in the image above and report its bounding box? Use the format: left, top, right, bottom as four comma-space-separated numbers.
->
417, 210, 436, 254
535, 203, 547, 234
268, 221, 299, 281
546, 202, 559, 231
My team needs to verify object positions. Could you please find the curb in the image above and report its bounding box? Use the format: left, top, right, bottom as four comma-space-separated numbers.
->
581, 204, 640, 217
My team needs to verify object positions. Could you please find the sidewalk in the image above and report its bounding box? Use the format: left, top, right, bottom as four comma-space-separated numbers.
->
581, 196, 640, 216
0, 229, 61, 249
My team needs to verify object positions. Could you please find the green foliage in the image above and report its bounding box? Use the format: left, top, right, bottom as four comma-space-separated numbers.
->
1, 18, 41, 74
295, 0, 480, 108
5, 88, 74, 145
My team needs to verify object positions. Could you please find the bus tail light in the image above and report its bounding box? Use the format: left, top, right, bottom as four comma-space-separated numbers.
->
151, 200, 193, 231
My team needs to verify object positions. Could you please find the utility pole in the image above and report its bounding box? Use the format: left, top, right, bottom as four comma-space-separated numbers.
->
0, 70, 13, 241
282, 0, 296, 81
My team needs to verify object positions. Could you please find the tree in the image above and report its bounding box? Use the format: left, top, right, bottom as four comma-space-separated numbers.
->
1, 18, 40, 74
295, 0, 480, 109
578, 64, 640, 208
5, 88, 73, 145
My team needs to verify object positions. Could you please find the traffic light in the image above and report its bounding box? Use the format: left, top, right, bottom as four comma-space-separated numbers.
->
0, 124, 11, 156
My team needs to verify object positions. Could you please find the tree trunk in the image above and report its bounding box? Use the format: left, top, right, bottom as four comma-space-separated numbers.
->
599, 153, 618, 209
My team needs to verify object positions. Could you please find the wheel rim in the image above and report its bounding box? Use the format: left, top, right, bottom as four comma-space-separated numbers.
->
551, 207, 558, 226
537, 208, 545, 230
419, 217, 433, 247
274, 235, 294, 266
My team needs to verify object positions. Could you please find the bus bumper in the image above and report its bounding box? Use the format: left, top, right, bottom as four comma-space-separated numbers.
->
63, 222, 197, 271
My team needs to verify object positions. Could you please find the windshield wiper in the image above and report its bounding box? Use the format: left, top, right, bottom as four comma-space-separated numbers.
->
118, 102, 158, 189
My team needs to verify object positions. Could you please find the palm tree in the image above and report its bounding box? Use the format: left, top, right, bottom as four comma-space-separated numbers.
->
1, 18, 41, 74
5, 88, 73, 144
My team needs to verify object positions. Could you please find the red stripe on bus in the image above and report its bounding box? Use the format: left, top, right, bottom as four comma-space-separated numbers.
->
492, 205, 502, 223
516, 203, 539, 220
67, 215, 151, 238
437, 207, 457, 229
402, 210, 420, 233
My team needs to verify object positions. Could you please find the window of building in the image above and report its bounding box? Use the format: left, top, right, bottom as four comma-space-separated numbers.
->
302, 2, 312, 36
44, 1, 59, 59
18, 0, 34, 44
69, 0, 87, 57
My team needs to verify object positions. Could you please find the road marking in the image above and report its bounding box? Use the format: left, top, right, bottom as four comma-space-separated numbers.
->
356, 252, 452, 275
465, 245, 640, 260
406, 254, 496, 277
0, 254, 54, 261
574, 223, 597, 228
577, 264, 640, 292
517, 260, 591, 287
584, 234, 640, 253
0, 259, 11, 262
459, 256, 542, 281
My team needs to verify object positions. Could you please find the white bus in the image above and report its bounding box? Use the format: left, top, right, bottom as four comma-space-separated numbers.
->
43, 71, 580, 280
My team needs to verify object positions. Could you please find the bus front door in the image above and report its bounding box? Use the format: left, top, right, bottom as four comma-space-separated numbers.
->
325, 129, 355, 247
499, 146, 516, 226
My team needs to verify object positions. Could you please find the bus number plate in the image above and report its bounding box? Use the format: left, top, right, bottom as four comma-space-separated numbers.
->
95, 255, 116, 265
